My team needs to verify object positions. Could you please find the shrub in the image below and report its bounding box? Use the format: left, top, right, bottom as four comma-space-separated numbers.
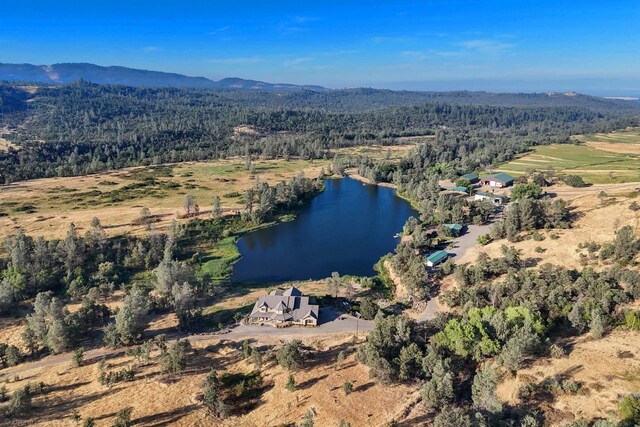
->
359, 297, 379, 320
6, 386, 31, 417
300, 409, 315, 427
335, 350, 346, 369
72, 347, 85, 367
472, 364, 502, 413
549, 343, 566, 358
343, 381, 353, 395
113, 407, 133, 427
276, 340, 305, 371
160, 339, 192, 374
421, 359, 454, 408
619, 395, 640, 423
202, 369, 227, 418
625, 311, 640, 330
0, 344, 22, 367
477, 234, 493, 245
433, 406, 472, 427
560, 174, 588, 188
286, 373, 296, 391
511, 183, 542, 200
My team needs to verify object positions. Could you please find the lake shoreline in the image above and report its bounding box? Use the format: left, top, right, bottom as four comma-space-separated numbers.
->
346, 170, 397, 189
231, 176, 417, 283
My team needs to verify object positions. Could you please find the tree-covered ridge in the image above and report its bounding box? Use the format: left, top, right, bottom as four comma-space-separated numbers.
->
0, 81, 638, 183
358, 235, 640, 425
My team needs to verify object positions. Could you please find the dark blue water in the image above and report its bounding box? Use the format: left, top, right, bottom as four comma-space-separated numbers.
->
231, 177, 417, 283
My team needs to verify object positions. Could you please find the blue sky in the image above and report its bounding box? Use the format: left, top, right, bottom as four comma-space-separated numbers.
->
1, 1, 640, 94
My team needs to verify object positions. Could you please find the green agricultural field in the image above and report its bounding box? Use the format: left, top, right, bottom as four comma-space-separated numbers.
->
575, 128, 640, 146
497, 143, 640, 184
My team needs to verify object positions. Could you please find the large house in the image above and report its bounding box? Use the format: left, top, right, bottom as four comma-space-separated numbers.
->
480, 173, 515, 188
248, 286, 319, 327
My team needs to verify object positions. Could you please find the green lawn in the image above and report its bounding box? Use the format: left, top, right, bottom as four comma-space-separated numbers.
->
497, 143, 640, 184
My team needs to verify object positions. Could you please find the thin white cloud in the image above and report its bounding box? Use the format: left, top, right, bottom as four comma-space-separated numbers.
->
459, 39, 515, 53
283, 57, 314, 67
292, 16, 320, 24
142, 46, 160, 53
209, 56, 263, 65
207, 26, 230, 35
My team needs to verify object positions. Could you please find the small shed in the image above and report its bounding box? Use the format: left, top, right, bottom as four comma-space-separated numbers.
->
444, 223, 465, 237
475, 192, 507, 205
426, 250, 450, 267
461, 172, 480, 183
480, 173, 515, 188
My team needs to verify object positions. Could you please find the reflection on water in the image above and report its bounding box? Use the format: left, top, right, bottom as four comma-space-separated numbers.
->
231, 177, 417, 283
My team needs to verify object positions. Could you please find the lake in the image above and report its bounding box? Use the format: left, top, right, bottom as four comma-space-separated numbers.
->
231, 177, 417, 283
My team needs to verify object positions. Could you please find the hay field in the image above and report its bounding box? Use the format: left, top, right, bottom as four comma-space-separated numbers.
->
0, 144, 412, 240
497, 129, 640, 184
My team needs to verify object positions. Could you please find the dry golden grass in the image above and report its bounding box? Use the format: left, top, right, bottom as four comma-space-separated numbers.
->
497, 331, 640, 426
0, 145, 412, 241
0, 136, 16, 152
459, 183, 640, 269
0, 334, 415, 427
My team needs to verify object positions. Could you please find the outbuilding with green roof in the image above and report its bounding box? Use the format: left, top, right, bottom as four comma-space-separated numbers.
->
480, 173, 514, 188
426, 250, 450, 267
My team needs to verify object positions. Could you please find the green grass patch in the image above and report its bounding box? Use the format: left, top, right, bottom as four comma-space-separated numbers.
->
120, 165, 174, 181
497, 143, 640, 184
199, 236, 241, 281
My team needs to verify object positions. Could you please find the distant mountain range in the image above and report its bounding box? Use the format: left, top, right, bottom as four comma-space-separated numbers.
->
0, 62, 328, 92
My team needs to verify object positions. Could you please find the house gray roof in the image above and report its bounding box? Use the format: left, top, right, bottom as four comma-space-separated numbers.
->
270, 286, 303, 297
249, 288, 319, 323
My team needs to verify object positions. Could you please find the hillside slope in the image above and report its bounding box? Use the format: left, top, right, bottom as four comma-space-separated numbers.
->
0, 62, 327, 92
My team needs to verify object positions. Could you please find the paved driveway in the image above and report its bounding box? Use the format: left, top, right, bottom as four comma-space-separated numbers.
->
0, 309, 371, 379
447, 223, 493, 258
418, 222, 494, 322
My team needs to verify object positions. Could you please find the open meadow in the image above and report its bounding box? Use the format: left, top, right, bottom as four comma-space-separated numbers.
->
0, 144, 412, 241
497, 127, 640, 184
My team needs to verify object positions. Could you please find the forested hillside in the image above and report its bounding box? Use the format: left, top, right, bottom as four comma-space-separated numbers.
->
0, 81, 638, 184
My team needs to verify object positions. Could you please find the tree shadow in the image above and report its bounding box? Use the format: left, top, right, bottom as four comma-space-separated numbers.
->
133, 404, 199, 426
353, 381, 375, 392
44, 381, 91, 394
33, 388, 115, 423
296, 374, 328, 390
